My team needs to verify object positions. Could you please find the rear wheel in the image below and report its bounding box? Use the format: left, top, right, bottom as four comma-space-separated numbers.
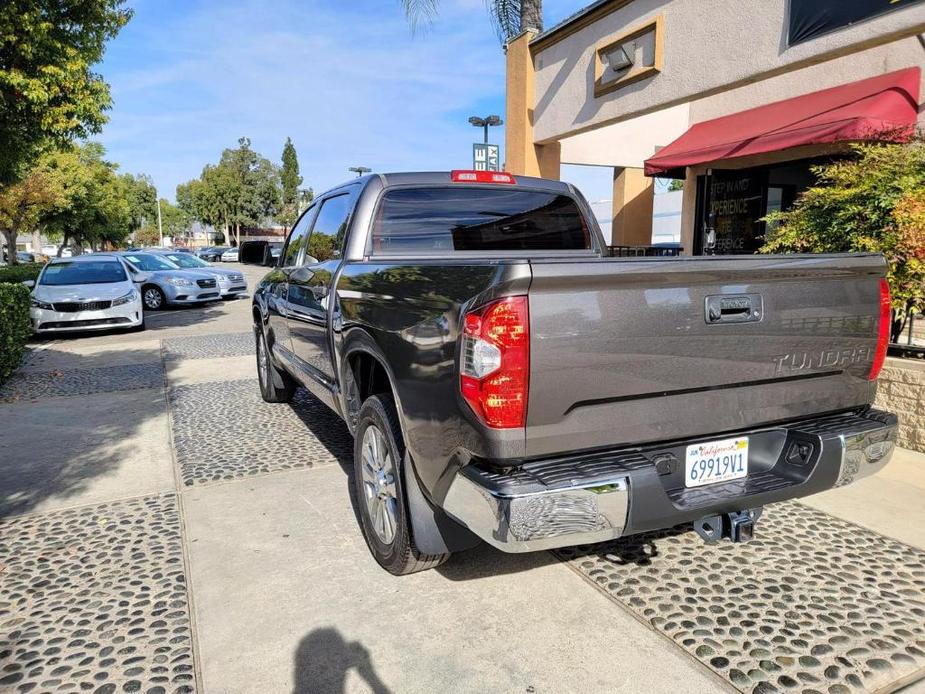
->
354, 394, 450, 575
142, 285, 166, 311
255, 324, 296, 403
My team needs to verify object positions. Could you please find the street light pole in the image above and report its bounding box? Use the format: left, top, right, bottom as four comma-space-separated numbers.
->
468, 115, 503, 144
349, 166, 371, 178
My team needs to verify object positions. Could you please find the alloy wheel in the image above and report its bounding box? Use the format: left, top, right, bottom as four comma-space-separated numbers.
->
360, 424, 399, 545
143, 288, 162, 310
257, 331, 269, 388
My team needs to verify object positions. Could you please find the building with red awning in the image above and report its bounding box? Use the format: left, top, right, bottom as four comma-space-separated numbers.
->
503, 0, 925, 255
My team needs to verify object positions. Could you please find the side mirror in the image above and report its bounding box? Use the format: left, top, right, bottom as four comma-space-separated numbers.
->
303, 255, 319, 266
22, 280, 34, 288
133, 271, 151, 284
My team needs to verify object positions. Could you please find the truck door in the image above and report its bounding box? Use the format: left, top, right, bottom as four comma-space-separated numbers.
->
266, 205, 316, 356
287, 191, 355, 388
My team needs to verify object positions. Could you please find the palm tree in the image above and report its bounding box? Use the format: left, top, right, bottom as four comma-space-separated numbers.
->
401, 0, 542, 42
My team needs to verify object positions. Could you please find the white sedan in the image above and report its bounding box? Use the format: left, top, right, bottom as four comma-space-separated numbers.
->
27, 255, 144, 333
220, 247, 240, 262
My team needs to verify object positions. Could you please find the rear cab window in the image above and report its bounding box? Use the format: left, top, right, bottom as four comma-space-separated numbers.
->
369, 187, 593, 255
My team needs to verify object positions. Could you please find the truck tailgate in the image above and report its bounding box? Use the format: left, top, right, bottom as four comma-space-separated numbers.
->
525, 254, 885, 458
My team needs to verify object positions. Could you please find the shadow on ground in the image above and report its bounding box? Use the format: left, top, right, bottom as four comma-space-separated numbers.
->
0, 347, 169, 518
292, 628, 391, 694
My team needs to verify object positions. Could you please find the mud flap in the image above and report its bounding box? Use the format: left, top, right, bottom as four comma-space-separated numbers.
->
402, 453, 480, 554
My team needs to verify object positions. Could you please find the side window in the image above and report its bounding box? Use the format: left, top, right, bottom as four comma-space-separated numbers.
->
305, 194, 352, 264
282, 207, 315, 267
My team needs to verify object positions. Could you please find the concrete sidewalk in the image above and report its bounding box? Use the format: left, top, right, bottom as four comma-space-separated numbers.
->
1, 261, 924, 694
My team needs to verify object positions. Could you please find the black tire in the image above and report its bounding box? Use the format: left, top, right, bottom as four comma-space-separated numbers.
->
353, 394, 450, 575
255, 324, 296, 403
141, 285, 166, 311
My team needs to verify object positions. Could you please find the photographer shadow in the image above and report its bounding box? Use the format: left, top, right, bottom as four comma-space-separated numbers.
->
293, 628, 391, 694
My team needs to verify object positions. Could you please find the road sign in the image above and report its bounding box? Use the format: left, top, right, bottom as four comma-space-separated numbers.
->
472, 143, 500, 172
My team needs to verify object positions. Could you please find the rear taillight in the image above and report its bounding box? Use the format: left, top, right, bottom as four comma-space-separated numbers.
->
460, 296, 529, 428
869, 277, 891, 381
451, 170, 516, 184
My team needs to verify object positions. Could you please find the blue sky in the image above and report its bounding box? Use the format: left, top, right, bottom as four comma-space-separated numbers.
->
97, 0, 615, 205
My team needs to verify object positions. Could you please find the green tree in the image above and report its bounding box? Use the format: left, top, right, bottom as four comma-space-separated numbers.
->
0, 1, 132, 186
41, 143, 132, 254
667, 179, 684, 192
0, 163, 62, 263
179, 138, 280, 247
158, 198, 191, 242
279, 137, 302, 230
121, 173, 158, 232
401, 0, 542, 41
761, 138, 925, 341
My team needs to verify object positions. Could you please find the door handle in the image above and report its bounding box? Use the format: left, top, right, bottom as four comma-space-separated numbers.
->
705, 294, 762, 324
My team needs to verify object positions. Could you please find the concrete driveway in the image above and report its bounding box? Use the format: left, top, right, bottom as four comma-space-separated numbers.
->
1, 261, 924, 694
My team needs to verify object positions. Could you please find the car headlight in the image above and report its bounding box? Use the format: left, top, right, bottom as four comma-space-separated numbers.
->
166, 277, 194, 287
30, 297, 54, 310
112, 290, 138, 306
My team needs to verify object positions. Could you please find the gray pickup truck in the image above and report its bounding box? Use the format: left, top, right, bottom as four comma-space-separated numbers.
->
252, 170, 897, 575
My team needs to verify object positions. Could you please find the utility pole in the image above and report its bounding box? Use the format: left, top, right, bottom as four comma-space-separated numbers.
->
155, 190, 164, 247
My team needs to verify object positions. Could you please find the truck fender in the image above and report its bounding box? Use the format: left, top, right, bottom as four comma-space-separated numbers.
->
341, 333, 479, 554
402, 451, 480, 555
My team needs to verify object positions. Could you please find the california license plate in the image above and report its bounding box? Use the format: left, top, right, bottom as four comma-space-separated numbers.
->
685, 436, 749, 488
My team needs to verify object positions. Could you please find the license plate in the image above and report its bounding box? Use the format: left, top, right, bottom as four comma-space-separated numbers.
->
685, 436, 749, 488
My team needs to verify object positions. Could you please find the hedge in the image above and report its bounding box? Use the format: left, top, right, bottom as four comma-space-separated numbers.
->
0, 262, 44, 284
0, 282, 31, 384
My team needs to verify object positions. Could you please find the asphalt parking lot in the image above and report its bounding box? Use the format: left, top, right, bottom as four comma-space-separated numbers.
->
2, 261, 925, 694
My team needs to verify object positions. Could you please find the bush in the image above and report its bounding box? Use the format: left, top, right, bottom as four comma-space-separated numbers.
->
762, 137, 925, 341
0, 283, 32, 384
0, 262, 44, 284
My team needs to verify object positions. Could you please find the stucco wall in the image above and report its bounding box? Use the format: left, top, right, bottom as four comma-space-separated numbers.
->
874, 357, 925, 453
532, 0, 925, 142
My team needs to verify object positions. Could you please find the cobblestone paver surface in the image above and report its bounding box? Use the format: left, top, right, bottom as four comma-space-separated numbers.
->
0, 363, 165, 401
556, 501, 925, 694
161, 333, 254, 361
168, 379, 353, 486
0, 494, 196, 693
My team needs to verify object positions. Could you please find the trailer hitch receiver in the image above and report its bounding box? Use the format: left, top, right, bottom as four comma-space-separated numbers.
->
694, 508, 763, 544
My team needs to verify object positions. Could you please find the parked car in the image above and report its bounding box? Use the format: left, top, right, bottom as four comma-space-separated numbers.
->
153, 250, 248, 298
253, 170, 897, 576
117, 252, 222, 310
221, 247, 240, 262
196, 246, 228, 262
171, 247, 193, 254
26, 255, 144, 333
266, 242, 282, 265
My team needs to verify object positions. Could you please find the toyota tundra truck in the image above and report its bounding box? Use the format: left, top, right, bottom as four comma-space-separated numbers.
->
252, 170, 897, 575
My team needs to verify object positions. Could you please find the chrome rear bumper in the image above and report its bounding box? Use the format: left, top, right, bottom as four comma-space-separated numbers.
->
442, 408, 897, 553
443, 471, 629, 553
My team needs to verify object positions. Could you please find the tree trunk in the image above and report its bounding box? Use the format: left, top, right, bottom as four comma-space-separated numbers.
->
521, 0, 542, 33
31, 229, 42, 257
57, 234, 69, 257
1, 229, 16, 265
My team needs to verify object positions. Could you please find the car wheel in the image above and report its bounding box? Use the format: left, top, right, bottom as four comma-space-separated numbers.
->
142, 285, 166, 311
354, 394, 450, 575
255, 323, 295, 403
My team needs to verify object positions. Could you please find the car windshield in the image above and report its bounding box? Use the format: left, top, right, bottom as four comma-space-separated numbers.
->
40, 261, 127, 286
165, 253, 208, 268
123, 253, 180, 271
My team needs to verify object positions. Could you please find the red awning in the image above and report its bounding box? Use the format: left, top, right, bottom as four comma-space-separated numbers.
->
644, 67, 921, 176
